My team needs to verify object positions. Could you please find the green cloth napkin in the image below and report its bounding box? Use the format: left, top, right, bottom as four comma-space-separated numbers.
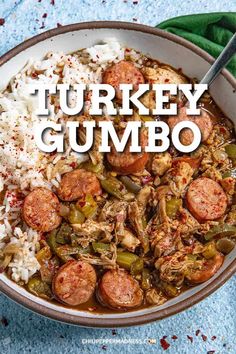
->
157, 12, 236, 76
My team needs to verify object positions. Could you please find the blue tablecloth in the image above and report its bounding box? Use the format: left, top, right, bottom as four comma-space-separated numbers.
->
0, 1, 236, 353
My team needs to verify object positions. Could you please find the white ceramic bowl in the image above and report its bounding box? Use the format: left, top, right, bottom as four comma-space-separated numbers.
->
0, 22, 236, 327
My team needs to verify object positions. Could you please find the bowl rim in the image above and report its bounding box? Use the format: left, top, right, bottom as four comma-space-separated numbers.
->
0, 20, 236, 328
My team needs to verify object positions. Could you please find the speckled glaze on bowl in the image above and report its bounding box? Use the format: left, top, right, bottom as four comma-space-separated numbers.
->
0, 21, 236, 327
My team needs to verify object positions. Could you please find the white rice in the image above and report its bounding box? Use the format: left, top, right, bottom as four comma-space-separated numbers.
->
0, 38, 125, 283
8, 227, 41, 283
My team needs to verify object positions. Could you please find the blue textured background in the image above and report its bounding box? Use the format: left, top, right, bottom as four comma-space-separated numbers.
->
0, 1, 236, 353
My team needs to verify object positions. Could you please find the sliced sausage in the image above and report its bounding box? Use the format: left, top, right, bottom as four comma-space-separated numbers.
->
57, 169, 102, 201
103, 60, 144, 100
186, 177, 227, 222
167, 107, 213, 145
52, 260, 97, 306
97, 269, 143, 309
23, 187, 62, 232
186, 252, 224, 284
107, 129, 149, 174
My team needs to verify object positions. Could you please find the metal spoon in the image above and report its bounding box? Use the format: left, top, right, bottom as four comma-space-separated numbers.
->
181, 33, 236, 108
200, 32, 236, 86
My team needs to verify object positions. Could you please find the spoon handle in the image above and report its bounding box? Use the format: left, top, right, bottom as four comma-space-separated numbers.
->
200, 32, 236, 86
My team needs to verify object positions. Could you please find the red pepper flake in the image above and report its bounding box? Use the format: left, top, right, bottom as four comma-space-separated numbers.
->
133, 18, 138, 22
187, 335, 193, 343
133, 0, 138, 4
101, 345, 107, 350
42, 13, 48, 18
78, 200, 86, 208
195, 329, 201, 336
171, 335, 178, 340
112, 329, 117, 336
165, 78, 170, 83
211, 336, 217, 341
1, 317, 9, 327
57, 23, 62, 27
31, 72, 38, 78
160, 337, 170, 350
70, 162, 77, 169
142, 175, 153, 185
220, 127, 226, 134
40, 22, 45, 29
0, 18, 5, 26
201, 334, 207, 342
207, 351, 215, 354
50, 0, 55, 4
